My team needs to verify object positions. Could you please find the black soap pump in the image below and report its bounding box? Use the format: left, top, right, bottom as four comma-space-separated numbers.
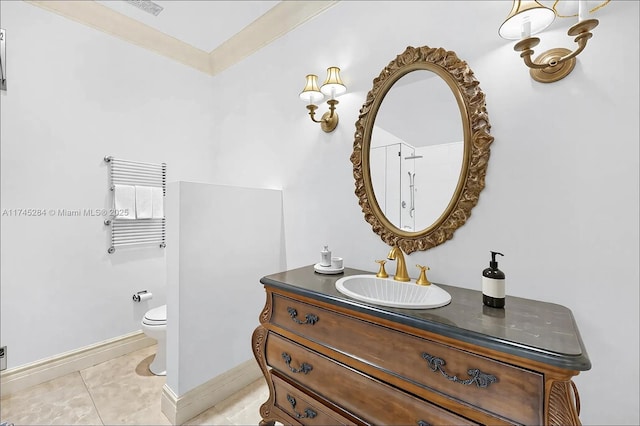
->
482, 251, 505, 309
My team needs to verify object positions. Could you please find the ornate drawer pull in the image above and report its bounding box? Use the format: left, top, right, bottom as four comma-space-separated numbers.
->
417, 421, 431, 426
421, 352, 498, 388
287, 307, 319, 325
282, 352, 313, 374
286, 394, 317, 419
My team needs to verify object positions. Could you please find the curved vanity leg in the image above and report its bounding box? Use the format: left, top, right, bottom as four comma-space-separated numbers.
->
252, 326, 277, 426
259, 291, 274, 324
546, 378, 581, 425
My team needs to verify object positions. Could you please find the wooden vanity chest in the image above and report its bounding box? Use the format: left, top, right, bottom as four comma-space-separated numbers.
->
252, 266, 590, 425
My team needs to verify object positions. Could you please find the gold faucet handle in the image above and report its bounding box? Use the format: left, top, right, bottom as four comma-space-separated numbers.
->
415, 264, 431, 286
375, 260, 389, 278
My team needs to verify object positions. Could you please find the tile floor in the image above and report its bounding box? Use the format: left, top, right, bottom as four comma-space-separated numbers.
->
0, 345, 270, 425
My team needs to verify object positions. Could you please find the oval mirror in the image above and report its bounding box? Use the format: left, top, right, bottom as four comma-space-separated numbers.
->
351, 46, 494, 254
370, 69, 464, 232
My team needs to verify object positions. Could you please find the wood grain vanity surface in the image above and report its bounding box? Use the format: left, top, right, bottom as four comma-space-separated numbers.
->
271, 372, 356, 425
267, 332, 477, 426
271, 293, 543, 424
261, 265, 591, 371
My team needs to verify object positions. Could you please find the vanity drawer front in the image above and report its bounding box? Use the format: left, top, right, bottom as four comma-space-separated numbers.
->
271, 294, 543, 424
266, 332, 477, 426
271, 373, 357, 425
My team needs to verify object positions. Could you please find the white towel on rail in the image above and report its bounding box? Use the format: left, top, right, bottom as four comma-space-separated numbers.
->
135, 185, 153, 219
151, 187, 164, 219
113, 184, 136, 219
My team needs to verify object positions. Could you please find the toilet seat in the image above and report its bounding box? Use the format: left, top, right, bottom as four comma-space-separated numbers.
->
143, 305, 166, 326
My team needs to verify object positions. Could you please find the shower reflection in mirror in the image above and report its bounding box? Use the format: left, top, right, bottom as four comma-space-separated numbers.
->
370, 131, 463, 232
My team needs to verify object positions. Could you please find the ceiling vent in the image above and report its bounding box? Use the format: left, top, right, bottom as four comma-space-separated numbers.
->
124, 0, 164, 16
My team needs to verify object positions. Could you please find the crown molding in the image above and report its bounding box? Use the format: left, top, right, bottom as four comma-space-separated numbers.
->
25, 0, 339, 76
208, 1, 338, 75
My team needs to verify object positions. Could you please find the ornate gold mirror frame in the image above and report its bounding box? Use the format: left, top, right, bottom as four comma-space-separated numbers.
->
351, 45, 494, 254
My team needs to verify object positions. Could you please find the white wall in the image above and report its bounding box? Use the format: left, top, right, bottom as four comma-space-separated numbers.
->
0, 1, 217, 367
206, 2, 639, 424
165, 182, 285, 395
1, 1, 638, 424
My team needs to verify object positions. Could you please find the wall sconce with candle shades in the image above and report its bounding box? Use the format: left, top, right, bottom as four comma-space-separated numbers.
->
299, 67, 346, 132
499, 0, 609, 83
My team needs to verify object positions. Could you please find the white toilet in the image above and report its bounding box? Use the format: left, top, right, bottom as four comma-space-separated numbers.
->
141, 304, 167, 376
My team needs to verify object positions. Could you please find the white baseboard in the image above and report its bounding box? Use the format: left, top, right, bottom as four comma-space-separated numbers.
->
0, 331, 155, 398
161, 359, 262, 425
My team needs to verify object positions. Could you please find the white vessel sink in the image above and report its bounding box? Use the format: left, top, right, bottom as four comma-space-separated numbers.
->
335, 275, 451, 309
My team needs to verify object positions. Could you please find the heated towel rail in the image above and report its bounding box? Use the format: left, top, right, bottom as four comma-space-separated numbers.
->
104, 156, 166, 254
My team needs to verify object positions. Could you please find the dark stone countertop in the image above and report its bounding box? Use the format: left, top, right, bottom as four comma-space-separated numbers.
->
260, 265, 591, 371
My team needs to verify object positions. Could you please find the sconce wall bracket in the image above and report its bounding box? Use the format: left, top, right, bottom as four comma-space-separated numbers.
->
529, 48, 576, 83
320, 110, 339, 133
306, 99, 339, 133
513, 18, 599, 83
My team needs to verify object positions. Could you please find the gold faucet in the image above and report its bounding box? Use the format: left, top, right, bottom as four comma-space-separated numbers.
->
387, 246, 410, 282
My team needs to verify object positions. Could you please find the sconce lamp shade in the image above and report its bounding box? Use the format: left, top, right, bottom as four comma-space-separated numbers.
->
320, 67, 347, 98
299, 74, 324, 104
499, 0, 556, 39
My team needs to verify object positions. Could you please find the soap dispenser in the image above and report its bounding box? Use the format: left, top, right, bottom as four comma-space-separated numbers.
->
320, 245, 331, 267
482, 251, 505, 308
